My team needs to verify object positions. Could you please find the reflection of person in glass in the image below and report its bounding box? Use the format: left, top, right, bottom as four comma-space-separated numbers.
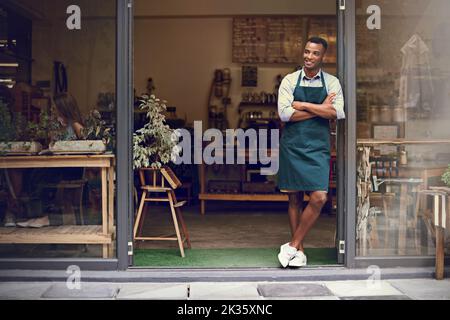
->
4, 93, 85, 228
277, 37, 346, 268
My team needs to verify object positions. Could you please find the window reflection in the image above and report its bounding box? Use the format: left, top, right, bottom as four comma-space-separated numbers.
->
356, 0, 450, 257
0, 0, 116, 259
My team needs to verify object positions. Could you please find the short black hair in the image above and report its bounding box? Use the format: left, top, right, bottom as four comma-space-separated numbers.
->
306, 37, 328, 51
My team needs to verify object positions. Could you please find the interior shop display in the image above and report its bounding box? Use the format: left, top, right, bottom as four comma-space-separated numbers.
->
208, 68, 231, 130
208, 180, 241, 194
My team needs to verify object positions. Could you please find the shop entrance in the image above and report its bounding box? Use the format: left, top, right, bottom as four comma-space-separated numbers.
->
130, 0, 345, 268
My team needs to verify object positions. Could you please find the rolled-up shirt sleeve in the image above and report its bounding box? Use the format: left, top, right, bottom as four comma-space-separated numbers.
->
278, 75, 296, 123
327, 75, 346, 120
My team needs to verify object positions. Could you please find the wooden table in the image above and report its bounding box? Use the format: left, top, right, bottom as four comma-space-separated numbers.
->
0, 154, 115, 258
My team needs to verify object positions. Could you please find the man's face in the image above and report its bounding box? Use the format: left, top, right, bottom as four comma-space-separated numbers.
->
303, 42, 326, 70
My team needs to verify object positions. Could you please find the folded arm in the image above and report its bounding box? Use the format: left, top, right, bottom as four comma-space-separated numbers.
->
278, 74, 317, 123
292, 100, 337, 120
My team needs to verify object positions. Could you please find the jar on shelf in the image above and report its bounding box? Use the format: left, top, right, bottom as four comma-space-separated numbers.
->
369, 105, 380, 123
379, 105, 392, 123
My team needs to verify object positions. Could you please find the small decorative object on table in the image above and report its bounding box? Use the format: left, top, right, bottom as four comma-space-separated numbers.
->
49, 110, 111, 154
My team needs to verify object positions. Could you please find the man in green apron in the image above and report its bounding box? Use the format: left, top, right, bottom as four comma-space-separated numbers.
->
277, 37, 346, 268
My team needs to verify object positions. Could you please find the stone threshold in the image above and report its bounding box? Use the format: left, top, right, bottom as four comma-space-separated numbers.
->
0, 266, 448, 283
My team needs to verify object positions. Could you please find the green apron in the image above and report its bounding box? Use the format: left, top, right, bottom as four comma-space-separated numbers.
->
278, 70, 330, 192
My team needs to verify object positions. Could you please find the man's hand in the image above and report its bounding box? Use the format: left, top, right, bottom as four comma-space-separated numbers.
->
324, 93, 337, 105
292, 101, 306, 111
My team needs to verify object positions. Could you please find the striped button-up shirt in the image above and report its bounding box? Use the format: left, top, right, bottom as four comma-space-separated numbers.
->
278, 68, 346, 122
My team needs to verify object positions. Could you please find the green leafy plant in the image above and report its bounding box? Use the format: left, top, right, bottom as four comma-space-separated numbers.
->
133, 95, 179, 169
0, 100, 15, 142
442, 165, 450, 187
0, 100, 55, 144
81, 110, 113, 148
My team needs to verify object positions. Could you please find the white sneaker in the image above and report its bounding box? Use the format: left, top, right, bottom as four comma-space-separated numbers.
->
288, 250, 307, 268
17, 216, 50, 228
3, 212, 16, 228
278, 243, 298, 268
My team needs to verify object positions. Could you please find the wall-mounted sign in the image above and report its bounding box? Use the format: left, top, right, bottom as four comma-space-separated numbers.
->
242, 66, 258, 87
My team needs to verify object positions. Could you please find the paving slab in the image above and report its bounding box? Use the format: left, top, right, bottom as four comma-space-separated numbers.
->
41, 283, 119, 299
324, 280, 403, 297
189, 283, 261, 300
258, 283, 333, 298
0, 282, 52, 300
339, 295, 411, 300
388, 279, 450, 300
262, 296, 340, 300
116, 283, 188, 300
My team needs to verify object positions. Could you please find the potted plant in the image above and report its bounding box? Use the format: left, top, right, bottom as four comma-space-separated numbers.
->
442, 165, 450, 188
133, 95, 179, 170
49, 110, 112, 154
0, 100, 47, 155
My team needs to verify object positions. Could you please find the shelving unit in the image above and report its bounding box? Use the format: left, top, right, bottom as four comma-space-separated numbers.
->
198, 149, 337, 215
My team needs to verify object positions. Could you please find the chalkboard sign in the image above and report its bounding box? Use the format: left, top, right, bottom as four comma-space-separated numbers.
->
233, 16, 337, 65
233, 17, 305, 64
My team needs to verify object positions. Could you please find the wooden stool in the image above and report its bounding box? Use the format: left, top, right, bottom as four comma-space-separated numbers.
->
419, 188, 449, 280
133, 167, 191, 257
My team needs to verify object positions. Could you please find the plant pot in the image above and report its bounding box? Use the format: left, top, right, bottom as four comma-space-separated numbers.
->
49, 140, 106, 155
0, 141, 43, 155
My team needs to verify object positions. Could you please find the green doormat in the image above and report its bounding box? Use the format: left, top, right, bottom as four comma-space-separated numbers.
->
134, 248, 337, 268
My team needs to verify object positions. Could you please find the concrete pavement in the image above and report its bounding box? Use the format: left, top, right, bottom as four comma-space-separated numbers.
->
1, 278, 449, 300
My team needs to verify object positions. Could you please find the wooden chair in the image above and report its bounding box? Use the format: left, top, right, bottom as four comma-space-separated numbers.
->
417, 187, 449, 280
369, 192, 396, 254
133, 167, 191, 257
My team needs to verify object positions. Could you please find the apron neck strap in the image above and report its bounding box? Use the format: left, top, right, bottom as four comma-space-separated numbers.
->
298, 69, 326, 87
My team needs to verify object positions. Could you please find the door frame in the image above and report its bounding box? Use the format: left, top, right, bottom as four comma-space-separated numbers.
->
117, 0, 134, 270
336, 0, 348, 266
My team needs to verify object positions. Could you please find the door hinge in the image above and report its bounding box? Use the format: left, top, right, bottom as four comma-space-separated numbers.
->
339, 0, 346, 10
339, 240, 345, 254
128, 241, 133, 256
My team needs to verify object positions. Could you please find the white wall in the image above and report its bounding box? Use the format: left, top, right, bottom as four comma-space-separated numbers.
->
135, 0, 335, 16
28, 0, 116, 114
134, 0, 337, 127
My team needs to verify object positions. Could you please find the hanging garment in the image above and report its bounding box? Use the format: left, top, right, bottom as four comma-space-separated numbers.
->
399, 34, 434, 112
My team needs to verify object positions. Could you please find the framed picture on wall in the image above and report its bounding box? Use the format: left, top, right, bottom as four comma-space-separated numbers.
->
372, 124, 400, 155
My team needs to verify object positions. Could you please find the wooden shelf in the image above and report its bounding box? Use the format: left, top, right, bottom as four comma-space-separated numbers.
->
199, 193, 288, 202
0, 225, 114, 244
